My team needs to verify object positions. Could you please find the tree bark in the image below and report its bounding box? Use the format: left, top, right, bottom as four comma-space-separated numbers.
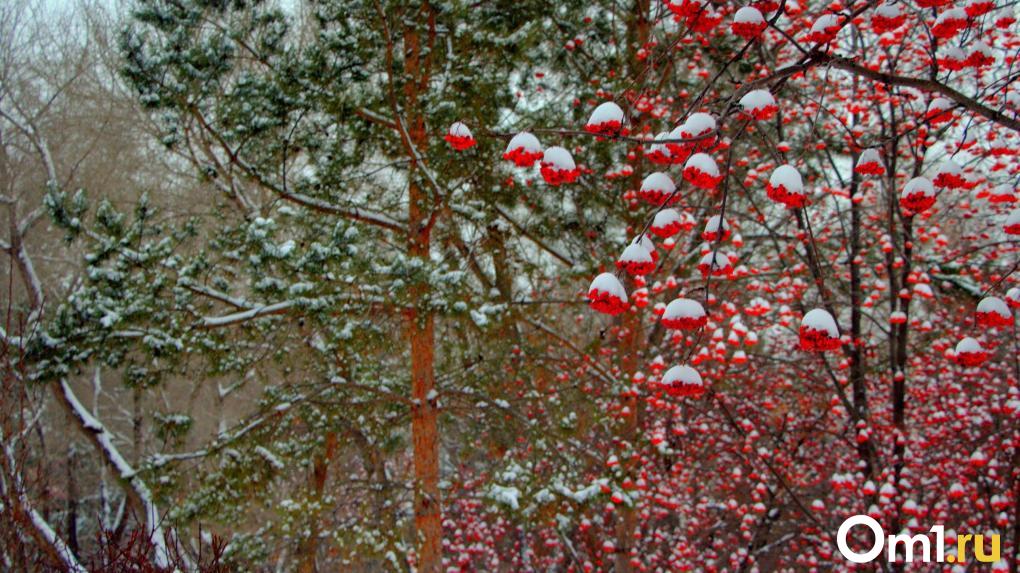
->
65, 441, 79, 558
615, 307, 644, 573
408, 221, 440, 572
615, 2, 651, 570
847, 153, 874, 478
402, 5, 441, 570
297, 430, 337, 573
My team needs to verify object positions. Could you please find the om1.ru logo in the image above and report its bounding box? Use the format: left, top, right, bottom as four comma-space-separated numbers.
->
837, 515, 1000, 564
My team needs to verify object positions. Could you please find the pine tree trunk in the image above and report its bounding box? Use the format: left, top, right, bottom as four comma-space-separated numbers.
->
409, 297, 440, 571
408, 171, 439, 571
402, 5, 441, 568
298, 431, 337, 573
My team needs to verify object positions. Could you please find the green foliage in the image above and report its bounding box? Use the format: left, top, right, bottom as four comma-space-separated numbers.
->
39, 0, 610, 566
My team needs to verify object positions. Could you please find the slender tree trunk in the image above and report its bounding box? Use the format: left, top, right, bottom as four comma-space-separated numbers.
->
66, 441, 79, 558
408, 218, 440, 571
847, 154, 873, 477
402, 6, 441, 570
615, 2, 651, 570
132, 385, 144, 462
297, 431, 337, 573
892, 218, 913, 480
615, 309, 644, 573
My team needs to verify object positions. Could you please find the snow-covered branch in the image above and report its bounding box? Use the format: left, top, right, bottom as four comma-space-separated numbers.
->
196, 300, 296, 329
0, 437, 86, 573
53, 379, 181, 570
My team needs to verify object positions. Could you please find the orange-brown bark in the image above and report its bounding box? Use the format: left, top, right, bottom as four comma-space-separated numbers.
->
402, 4, 441, 570
615, 2, 651, 571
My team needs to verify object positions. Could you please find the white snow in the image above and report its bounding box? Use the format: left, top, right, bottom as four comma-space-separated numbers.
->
100, 311, 121, 328
903, 177, 935, 197
255, 446, 285, 470
506, 131, 542, 154
935, 159, 962, 178
935, 8, 966, 25
653, 209, 682, 228
769, 164, 804, 193
555, 480, 607, 503
704, 215, 728, 234
662, 365, 703, 387
857, 148, 884, 169
699, 251, 729, 270
663, 298, 706, 320
448, 121, 472, 137
3, 443, 87, 573
1006, 208, 1020, 228
543, 146, 576, 169
969, 41, 993, 59
587, 101, 624, 126
685, 153, 720, 176
619, 243, 653, 264
740, 89, 776, 112
200, 301, 295, 328
989, 184, 1015, 201
633, 234, 657, 254
59, 380, 178, 570
734, 6, 765, 24
641, 172, 676, 194
942, 46, 966, 63
648, 131, 671, 157
488, 485, 522, 510
1006, 287, 1020, 305
588, 272, 628, 301
874, 2, 903, 18
27, 499, 87, 572
682, 112, 716, 136
955, 337, 983, 354
810, 14, 840, 34
802, 308, 839, 337
977, 296, 1010, 318
928, 98, 953, 113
